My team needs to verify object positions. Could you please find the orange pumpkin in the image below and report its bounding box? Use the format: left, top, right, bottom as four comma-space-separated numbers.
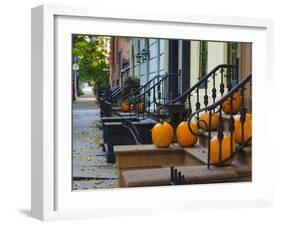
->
121, 102, 130, 112
199, 112, 219, 130
152, 121, 174, 148
234, 113, 252, 145
176, 121, 198, 147
222, 92, 241, 114
136, 102, 144, 113
210, 135, 233, 165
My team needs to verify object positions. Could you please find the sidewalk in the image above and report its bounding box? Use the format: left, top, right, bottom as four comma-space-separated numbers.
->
72, 91, 118, 190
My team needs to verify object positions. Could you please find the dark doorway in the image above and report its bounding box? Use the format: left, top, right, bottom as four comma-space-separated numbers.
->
168, 40, 179, 100
181, 40, 191, 92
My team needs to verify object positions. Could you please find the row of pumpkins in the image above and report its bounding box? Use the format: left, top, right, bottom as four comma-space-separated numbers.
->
121, 102, 144, 113
152, 114, 251, 164
151, 92, 251, 164
121, 91, 241, 114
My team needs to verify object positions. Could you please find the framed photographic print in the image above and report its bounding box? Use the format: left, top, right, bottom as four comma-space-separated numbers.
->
31, 4, 274, 221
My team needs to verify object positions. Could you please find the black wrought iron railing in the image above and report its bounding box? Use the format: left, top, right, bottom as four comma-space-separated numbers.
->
121, 118, 141, 145
100, 84, 139, 117
126, 71, 181, 119
100, 100, 112, 117
121, 74, 166, 104
187, 73, 252, 168
157, 62, 239, 122
169, 165, 186, 185
110, 84, 139, 101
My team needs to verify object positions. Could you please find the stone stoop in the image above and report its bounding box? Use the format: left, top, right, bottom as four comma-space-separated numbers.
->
114, 143, 251, 187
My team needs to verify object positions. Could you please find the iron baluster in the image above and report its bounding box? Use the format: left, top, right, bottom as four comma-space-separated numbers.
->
240, 85, 246, 146
153, 86, 156, 105
157, 83, 161, 99
147, 89, 151, 112
229, 94, 235, 155
217, 108, 224, 164
196, 87, 200, 111
196, 87, 200, 129
170, 165, 174, 184
212, 73, 216, 103
220, 68, 225, 96
208, 111, 212, 169
178, 171, 182, 185
174, 168, 178, 185
181, 175, 185, 185
204, 79, 208, 108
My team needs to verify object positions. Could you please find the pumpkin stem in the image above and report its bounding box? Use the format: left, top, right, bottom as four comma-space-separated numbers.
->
159, 118, 164, 124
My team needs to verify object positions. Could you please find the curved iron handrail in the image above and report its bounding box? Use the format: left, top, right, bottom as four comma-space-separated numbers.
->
159, 63, 237, 109
110, 86, 122, 97
187, 73, 252, 167
121, 118, 141, 145
111, 84, 138, 100
133, 72, 180, 101
121, 74, 165, 102
187, 73, 252, 126
130, 71, 181, 120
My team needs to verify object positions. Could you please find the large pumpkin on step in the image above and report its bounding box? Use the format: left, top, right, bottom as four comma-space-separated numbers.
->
234, 113, 252, 145
152, 121, 174, 148
199, 112, 219, 130
210, 135, 233, 165
136, 102, 144, 113
176, 121, 198, 147
121, 102, 131, 112
222, 92, 241, 114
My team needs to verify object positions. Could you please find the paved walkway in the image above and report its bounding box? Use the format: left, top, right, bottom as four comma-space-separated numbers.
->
72, 90, 118, 190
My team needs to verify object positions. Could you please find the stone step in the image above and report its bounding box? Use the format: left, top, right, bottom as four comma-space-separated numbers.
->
120, 165, 251, 188
184, 142, 251, 167
184, 144, 208, 165
234, 146, 252, 167
198, 131, 231, 148
117, 112, 137, 117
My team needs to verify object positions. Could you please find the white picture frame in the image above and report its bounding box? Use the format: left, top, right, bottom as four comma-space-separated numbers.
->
31, 4, 274, 221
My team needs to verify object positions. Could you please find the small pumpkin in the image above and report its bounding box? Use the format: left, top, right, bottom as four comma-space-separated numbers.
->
222, 92, 241, 114
121, 102, 130, 112
176, 121, 198, 147
136, 102, 144, 113
234, 113, 252, 145
152, 120, 174, 148
199, 112, 219, 130
210, 135, 233, 165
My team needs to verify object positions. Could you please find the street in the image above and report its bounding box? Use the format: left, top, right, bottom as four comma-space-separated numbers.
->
72, 86, 118, 190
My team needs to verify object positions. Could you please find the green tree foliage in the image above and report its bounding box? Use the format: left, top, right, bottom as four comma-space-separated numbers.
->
72, 35, 110, 89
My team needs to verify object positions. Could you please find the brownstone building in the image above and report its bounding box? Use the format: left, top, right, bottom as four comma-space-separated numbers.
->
109, 37, 130, 88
